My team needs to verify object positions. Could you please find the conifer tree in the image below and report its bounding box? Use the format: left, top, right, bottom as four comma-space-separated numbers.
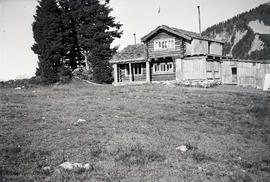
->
32, 0, 122, 83
61, 0, 122, 83
58, 0, 85, 71
32, 0, 64, 83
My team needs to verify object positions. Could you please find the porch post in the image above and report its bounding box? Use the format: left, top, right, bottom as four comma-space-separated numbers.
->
220, 61, 223, 83
113, 64, 118, 83
212, 62, 215, 81
129, 63, 132, 82
146, 61, 150, 82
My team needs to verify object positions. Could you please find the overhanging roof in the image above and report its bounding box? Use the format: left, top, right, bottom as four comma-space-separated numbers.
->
141, 25, 224, 44
110, 44, 146, 63
110, 57, 145, 64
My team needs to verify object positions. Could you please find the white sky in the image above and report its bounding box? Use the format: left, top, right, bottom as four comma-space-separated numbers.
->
0, 0, 269, 80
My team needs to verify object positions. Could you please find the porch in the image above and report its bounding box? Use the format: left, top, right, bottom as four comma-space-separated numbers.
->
112, 55, 178, 84
112, 59, 150, 84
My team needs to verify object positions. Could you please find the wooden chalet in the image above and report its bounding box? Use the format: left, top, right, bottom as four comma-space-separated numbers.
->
110, 25, 227, 84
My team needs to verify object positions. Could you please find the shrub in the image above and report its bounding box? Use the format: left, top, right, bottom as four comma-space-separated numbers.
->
58, 65, 72, 83
72, 67, 92, 81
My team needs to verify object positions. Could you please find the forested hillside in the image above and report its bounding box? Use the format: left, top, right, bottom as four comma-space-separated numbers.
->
202, 3, 270, 60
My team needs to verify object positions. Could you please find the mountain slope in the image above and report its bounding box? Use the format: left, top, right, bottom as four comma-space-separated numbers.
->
202, 3, 270, 60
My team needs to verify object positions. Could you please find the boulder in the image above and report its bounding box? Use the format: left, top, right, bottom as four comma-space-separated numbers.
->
176, 145, 188, 152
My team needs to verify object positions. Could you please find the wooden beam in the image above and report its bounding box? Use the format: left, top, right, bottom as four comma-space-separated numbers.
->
113, 64, 118, 83
146, 61, 150, 82
129, 63, 132, 82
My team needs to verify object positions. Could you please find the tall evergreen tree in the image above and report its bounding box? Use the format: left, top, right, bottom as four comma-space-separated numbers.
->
33, 0, 122, 83
61, 0, 122, 83
58, 0, 85, 71
32, 0, 64, 83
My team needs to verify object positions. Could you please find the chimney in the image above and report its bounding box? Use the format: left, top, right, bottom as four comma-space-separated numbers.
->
133, 33, 137, 44
197, 6, 201, 36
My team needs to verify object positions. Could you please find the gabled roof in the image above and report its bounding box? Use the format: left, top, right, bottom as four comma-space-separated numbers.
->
110, 44, 146, 63
141, 25, 224, 44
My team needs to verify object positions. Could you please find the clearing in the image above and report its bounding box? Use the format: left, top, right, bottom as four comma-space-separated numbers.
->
0, 80, 270, 181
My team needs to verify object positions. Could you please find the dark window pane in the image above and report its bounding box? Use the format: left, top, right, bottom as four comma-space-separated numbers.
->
232, 67, 237, 75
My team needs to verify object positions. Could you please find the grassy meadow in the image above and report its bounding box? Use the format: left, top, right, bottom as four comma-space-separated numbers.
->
1, 80, 270, 181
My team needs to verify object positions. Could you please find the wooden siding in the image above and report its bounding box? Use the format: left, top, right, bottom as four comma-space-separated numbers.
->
147, 31, 184, 58
119, 64, 128, 82
206, 61, 221, 80
175, 58, 183, 81
118, 63, 146, 82
182, 57, 207, 80
221, 61, 270, 89
186, 39, 208, 55
221, 61, 238, 84
209, 42, 222, 55
222, 61, 270, 89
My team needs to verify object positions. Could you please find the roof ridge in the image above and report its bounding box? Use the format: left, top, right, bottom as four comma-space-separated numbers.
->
170, 26, 200, 35
169, 25, 225, 43
142, 25, 224, 43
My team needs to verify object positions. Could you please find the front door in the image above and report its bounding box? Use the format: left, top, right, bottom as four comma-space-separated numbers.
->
232, 67, 237, 84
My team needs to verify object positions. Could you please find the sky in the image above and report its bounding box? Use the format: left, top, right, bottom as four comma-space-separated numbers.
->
0, 0, 269, 81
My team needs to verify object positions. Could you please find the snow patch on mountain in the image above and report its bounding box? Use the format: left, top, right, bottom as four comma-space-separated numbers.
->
248, 34, 264, 55
248, 20, 270, 34
230, 30, 248, 54
214, 32, 232, 42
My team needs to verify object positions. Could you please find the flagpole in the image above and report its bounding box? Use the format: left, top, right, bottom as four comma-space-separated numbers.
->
156, 0, 163, 26
157, 4, 161, 26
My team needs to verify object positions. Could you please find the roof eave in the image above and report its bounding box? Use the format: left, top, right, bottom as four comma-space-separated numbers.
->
141, 25, 192, 42
109, 57, 146, 64
194, 37, 225, 44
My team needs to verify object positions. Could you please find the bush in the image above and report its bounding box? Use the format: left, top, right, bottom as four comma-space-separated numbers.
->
58, 65, 72, 83
92, 59, 113, 84
28, 76, 43, 85
72, 67, 92, 81
0, 79, 31, 88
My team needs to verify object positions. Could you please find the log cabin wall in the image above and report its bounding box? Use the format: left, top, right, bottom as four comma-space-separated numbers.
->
119, 64, 128, 82
150, 58, 176, 81
133, 63, 146, 82
147, 31, 184, 58
118, 63, 146, 82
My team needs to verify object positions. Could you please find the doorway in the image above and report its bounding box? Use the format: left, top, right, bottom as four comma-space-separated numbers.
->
231, 67, 237, 83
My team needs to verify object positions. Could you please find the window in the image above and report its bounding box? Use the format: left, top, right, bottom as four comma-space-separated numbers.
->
154, 38, 175, 50
153, 62, 174, 73
133, 64, 142, 75
125, 63, 143, 76
232, 67, 237, 75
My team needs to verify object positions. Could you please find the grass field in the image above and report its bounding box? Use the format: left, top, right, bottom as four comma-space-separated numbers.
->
1, 80, 270, 181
